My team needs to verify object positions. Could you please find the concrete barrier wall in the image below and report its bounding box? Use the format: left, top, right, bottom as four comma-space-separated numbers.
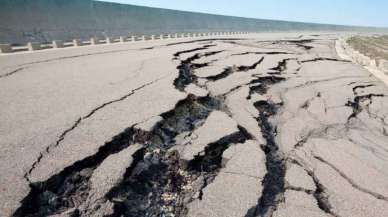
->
1, 0, 387, 45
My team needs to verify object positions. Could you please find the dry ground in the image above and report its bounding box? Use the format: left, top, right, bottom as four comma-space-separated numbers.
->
347, 35, 388, 60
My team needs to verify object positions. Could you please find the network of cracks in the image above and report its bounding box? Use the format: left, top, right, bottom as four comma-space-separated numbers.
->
14, 37, 388, 217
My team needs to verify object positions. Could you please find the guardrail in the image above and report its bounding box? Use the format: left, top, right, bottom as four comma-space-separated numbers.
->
0, 31, 251, 54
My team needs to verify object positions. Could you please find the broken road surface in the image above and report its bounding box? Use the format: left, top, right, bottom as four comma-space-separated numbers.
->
1, 33, 388, 217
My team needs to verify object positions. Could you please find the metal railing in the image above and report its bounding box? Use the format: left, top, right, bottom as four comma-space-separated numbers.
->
0, 31, 251, 54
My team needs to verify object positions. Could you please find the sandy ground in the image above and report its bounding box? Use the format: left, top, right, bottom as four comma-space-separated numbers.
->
336, 37, 388, 86
1, 33, 388, 217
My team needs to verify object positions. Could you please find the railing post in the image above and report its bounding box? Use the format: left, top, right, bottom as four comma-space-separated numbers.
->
73, 39, 81, 47
90, 37, 99, 45
0, 44, 13, 53
159, 34, 164, 40
28, 42, 41, 51
52, 40, 64, 48
119, 36, 125, 43
106, 37, 113, 44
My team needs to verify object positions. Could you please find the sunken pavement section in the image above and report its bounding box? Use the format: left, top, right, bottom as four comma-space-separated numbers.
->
1, 34, 388, 217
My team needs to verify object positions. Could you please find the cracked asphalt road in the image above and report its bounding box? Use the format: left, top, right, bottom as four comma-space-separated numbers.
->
1, 33, 388, 217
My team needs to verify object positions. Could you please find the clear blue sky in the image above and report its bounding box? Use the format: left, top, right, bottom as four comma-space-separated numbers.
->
97, 0, 388, 27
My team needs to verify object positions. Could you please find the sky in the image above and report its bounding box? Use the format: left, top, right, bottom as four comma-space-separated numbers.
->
97, 0, 388, 27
